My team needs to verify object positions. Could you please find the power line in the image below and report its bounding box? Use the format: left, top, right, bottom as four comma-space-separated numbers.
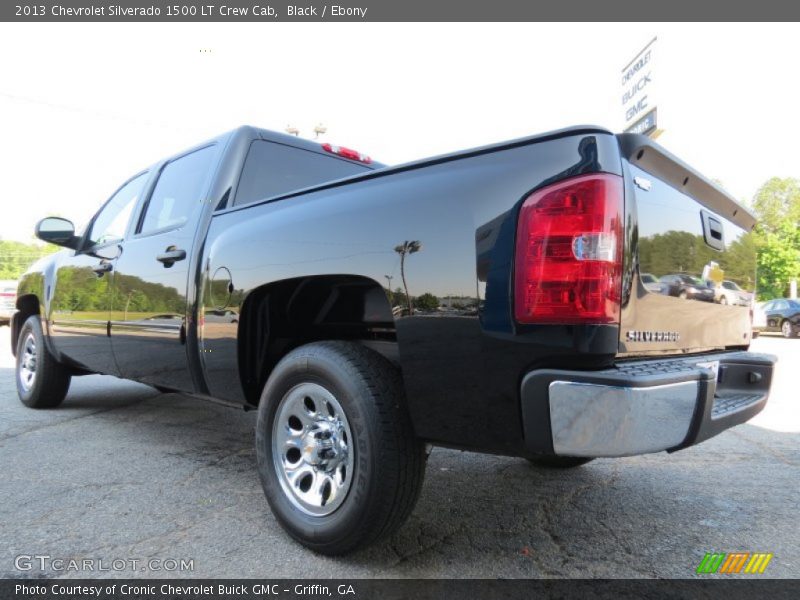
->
0, 90, 192, 133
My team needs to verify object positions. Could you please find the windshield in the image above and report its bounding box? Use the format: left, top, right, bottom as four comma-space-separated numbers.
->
677, 275, 705, 286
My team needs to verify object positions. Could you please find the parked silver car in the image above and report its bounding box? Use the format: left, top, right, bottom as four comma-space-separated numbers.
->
640, 272, 666, 294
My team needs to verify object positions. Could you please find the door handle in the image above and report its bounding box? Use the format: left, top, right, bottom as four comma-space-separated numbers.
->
701, 209, 725, 251
92, 261, 113, 276
156, 247, 186, 268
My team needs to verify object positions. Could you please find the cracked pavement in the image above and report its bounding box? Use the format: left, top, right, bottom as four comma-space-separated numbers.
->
0, 327, 797, 578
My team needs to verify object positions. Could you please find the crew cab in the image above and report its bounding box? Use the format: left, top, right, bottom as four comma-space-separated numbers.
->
11, 126, 776, 554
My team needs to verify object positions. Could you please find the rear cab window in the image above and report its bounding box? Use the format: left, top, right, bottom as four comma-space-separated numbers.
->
138, 145, 217, 235
233, 141, 370, 207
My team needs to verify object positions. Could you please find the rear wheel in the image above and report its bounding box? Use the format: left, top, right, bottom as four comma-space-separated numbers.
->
679, 291, 688, 300
719, 295, 728, 305
527, 456, 594, 469
16, 316, 71, 409
255, 341, 426, 555
781, 320, 796, 338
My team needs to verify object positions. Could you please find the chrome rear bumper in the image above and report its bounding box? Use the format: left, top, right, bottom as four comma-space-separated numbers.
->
521, 351, 776, 458
548, 380, 697, 457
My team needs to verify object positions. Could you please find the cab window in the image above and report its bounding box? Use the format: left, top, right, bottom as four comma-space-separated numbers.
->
86, 173, 149, 247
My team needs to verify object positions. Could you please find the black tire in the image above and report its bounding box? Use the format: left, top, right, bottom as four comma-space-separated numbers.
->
527, 455, 594, 469
15, 315, 71, 409
255, 341, 426, 555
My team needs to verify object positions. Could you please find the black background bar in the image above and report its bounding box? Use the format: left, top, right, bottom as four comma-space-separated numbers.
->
3, 1, 800, 22
2, 579, 799, 600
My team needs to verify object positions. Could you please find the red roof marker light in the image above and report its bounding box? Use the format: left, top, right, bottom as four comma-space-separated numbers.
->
321, 142, 372, 164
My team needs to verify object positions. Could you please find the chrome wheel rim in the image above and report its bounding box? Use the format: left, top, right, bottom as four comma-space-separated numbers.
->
272, 382, 354, 516
18, 333, 38, 392
782, 321, 792, 337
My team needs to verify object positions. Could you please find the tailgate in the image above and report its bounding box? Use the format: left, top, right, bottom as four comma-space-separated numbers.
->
617, 135, 756, 356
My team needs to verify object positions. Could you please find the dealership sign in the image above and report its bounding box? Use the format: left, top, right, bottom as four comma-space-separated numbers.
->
622, 37, 658, 136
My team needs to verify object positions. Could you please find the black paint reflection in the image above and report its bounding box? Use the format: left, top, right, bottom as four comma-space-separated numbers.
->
197, 128, 623, 453
49, 261, 117, 374
110, 236, 193, 390
620, 163, 756, 353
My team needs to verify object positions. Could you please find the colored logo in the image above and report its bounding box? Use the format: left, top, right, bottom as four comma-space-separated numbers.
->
696, 552, 773, 574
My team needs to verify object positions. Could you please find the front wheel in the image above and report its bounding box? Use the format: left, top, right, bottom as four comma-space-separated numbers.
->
16, 316, 72, 409
781, 320, 796, 338
256, 341, 426, 555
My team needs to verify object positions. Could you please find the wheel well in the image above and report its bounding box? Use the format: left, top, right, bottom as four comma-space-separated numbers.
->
10, 294, 40, 357
237, 275, 397, 405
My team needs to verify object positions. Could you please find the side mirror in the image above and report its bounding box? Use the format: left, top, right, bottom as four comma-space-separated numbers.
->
35, 217, 79, 249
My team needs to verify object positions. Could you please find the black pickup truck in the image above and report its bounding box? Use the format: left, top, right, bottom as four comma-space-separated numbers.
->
13, 126, 776, 554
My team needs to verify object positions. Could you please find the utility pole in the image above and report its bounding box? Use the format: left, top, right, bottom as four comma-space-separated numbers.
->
384, 275, 394, 303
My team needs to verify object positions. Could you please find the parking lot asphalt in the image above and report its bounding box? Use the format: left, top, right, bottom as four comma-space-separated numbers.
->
0, 326, 797, 579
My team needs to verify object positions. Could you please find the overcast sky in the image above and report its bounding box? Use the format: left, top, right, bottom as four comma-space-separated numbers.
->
0, 22, 798, 241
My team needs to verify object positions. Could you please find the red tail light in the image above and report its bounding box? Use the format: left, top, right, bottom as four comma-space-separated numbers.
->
514, 173, 624, 324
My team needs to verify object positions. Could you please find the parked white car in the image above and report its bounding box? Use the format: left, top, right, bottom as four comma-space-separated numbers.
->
716, 280, 752, 306
0, 280, 17, 326
752, 301, 767, 337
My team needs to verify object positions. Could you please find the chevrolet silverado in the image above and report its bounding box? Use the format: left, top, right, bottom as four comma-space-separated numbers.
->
12, 125, 775, 554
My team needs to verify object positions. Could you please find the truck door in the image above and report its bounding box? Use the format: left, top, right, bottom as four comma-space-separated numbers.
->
109, 145, 217, 391
49, 172, 149, 375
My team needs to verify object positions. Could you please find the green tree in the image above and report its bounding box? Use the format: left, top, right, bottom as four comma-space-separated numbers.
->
755, 222, 800, 299
752, 177, 800, 234
391, 287, 407, 309
415, 293, 439, 311
718, 232, 757, 290
638, 231, 718, 277
750, 177, 800, 299
0, 240, 58, 280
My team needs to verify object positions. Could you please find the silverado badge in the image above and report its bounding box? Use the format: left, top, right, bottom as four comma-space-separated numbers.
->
625, 330, 680, 342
